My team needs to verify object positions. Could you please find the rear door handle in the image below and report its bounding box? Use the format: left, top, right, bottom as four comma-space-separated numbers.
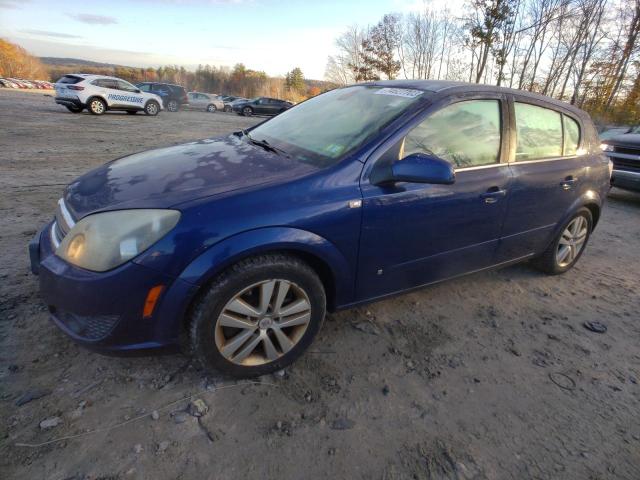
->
480, 187, 507, 204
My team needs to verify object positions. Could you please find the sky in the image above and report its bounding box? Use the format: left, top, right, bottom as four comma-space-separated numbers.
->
0, 0, 452, 80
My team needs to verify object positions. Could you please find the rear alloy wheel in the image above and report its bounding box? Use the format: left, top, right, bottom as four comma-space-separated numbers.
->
145, 101, 160, 116
206, 104, 217, 113
189, 254, 326, 377
242, 106, 253, 117
167, 100, 179, 112
88, 98, 106, 115
224, 105, 232, 112
532, 208, 593, 274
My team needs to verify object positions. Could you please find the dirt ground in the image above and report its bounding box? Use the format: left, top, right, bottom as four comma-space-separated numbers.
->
1, 88, 639, 480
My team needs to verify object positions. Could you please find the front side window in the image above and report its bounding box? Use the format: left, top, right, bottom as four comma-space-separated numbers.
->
515, 103, 562, 160
563, 115, 580, 155
403, 100, 502, 168
138, 84, 151, 92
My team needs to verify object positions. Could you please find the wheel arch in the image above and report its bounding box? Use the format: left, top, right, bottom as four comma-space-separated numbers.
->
177, 227, 354, 312
87, 95, 108, 109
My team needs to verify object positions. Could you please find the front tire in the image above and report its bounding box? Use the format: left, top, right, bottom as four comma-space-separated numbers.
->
242, 106, 253, 117
532, 208, 593, 275
88, 97, 106, 115
189, 254, 326, 378
224, 105, 232, 112
144, 101, 160, 116
206, 104, 217, 113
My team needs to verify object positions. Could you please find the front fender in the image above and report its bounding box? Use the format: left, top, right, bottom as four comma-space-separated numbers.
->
178, 226, 355, 307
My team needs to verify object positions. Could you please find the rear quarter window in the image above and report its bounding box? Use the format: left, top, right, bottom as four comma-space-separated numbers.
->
563, 115, 581, 155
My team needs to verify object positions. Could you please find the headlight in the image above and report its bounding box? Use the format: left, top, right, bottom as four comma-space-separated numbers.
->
600, 143, 613, 152
56, 209, 180, 272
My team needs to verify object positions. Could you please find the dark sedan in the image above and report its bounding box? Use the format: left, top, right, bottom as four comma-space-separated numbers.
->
232, 97, 292, 116
601, 132, 640, 192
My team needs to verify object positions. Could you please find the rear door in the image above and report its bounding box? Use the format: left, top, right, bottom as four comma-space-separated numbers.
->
357, 95, 512, 300
498, 96, 587, 261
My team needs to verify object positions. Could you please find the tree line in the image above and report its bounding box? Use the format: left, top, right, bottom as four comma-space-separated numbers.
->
1, 39, 325, 101
325, 0, 640, 124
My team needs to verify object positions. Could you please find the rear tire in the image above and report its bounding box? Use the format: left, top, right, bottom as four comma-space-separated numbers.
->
189, 254, 326, 378
167, 100, 179, 112
242, 106, 253, 117
206, 104, 217, 113
66, 105, 82, 113
144, 101, 160, 116
224, 105, 232, 112
88, 97, 106, 115
531, 207, 593, 275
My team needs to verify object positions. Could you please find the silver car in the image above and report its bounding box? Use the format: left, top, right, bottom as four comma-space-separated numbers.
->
186, 92, 224, 113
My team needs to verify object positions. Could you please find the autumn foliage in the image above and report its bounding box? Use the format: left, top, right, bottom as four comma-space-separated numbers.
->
0, 39, 47, 79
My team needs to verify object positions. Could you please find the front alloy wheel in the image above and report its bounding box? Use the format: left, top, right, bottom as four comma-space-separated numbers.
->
216, 280, 311, 366
242, 106, 253, 116
189, 254, 326, 377
207, 104, 217, 113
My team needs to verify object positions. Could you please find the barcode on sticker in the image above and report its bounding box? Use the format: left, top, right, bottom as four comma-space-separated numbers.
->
374, 88, 423, 98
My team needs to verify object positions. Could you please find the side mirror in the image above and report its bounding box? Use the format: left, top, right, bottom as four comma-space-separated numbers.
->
372, 153, 456, 186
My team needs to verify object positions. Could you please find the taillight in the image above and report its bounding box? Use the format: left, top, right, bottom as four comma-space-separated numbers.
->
67, 85, 84, 91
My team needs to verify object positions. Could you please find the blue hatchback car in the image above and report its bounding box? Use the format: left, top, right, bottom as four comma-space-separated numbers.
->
30, 81, 611, 377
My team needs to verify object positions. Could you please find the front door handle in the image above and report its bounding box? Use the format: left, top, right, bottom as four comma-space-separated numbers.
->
560, 176, 578, 190
480, 187, 507, 204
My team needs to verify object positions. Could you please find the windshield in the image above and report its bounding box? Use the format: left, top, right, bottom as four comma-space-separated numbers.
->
247, 86, 425, 168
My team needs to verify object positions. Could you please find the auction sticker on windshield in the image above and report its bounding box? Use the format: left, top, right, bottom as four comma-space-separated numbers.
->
374, 88, 423, 98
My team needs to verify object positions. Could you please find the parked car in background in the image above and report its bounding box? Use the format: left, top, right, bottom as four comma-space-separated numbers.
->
54, 74, 163, 115
599, 126, 636, 140
223, 96, 248, 112
186, 92, 224, 112
232, 97, 292, 116
30, 80, 610, 378
136, 82, 189, 112
601, 131, 640, 192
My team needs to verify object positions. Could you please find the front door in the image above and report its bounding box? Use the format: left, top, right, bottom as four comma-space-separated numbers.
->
357, 97, 512, 300
497, 97, 587, 261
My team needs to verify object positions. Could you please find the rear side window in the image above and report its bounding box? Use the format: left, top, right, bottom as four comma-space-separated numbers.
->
403, 100, 502, 168
57, 75, 82, 84
563, 115, 580, 155
514, 103, 562, 160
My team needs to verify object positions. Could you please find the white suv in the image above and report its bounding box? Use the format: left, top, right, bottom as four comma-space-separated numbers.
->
54, 74, 163, 116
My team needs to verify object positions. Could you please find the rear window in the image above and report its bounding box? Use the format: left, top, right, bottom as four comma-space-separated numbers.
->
514, 103, 563, 160
57, 75, 83, 84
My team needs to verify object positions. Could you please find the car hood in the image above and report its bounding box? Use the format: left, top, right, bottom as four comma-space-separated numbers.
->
63, 135, 318, 219
604, 133, 640, 147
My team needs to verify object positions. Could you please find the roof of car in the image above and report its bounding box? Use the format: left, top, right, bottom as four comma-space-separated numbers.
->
365, 80, 586, 117
67, 74, 122, 80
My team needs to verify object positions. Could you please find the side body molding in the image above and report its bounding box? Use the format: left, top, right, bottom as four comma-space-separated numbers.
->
177, 226, 355, 308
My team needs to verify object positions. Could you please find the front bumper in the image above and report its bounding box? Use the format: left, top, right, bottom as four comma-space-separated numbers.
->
29, 222, 199, 355
606, 151, 640, 192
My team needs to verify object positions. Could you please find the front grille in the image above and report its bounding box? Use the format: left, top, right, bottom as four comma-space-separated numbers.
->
611, 157, 640, 172
614, 145, 640, 156
50, 307, 120, 341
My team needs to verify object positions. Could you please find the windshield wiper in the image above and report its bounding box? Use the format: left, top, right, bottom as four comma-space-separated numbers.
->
246, 134, 289, 157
